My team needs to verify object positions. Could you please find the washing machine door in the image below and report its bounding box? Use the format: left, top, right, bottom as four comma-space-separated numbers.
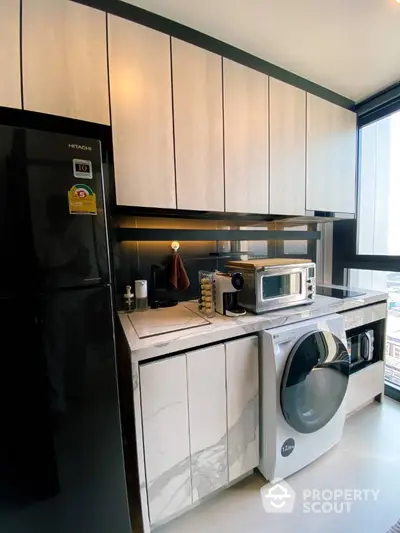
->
280, 329, 350, 434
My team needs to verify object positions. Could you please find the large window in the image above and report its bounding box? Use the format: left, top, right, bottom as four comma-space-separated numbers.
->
345, 107, 400, 396
325, 92, 400, 397
358, 110, 400, 255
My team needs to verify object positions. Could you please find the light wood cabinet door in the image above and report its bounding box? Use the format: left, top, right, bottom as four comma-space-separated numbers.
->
186, 344, 227, 502
306, 94, 357, 214
108, 15, 176, 208
0, 0, 21, 109
223, 59, 269, 214
172, 39, 224, 211
225, 336, 259, 481
140, 355, 191, 525
22, 0, 109, 124
270, 78, 306, 215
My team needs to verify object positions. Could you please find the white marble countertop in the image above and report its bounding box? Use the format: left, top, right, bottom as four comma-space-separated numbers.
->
119, 285, 388, 363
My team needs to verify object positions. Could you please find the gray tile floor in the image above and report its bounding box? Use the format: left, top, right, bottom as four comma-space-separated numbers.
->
157, 399, 400, 533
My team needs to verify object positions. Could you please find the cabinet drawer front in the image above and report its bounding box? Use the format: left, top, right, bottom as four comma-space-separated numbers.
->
306, 93, 357, 214
0, 0, 21, 109
108, 16, 176, 209
225, 336, 259, 481
172, 39, 224, 212
345, 361, 384, 416
140, 356, 191, 524
342, 302, 387, 331
186, 344, 228, 502
223, 59, 269, 214
23, 0, 109, 124
269, 78, 306, 216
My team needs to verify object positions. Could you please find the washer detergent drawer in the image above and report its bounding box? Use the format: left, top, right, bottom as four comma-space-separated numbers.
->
345, 361, 385, 416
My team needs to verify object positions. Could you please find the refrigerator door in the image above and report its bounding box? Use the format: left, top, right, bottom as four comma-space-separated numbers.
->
0, 128, 36, 297
0, 296, 59, 509
0, 286, 132, 533
26, 131, 110, 290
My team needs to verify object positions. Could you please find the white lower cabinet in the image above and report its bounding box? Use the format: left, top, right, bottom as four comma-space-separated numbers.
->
139, 337, 259, 526
186, 344, 228, 502
345, 361, 385, 417
226, 336, 259, 481
140, 355, 191, 525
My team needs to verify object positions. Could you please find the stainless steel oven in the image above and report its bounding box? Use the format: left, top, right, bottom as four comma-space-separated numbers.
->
227, 259, 316, 314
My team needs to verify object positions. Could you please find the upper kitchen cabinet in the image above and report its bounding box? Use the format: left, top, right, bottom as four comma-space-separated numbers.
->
223, 59, 269, 214
0, 0, 21, 109
22, 0, 109, 124
108, 16, 176, 208
172, 39, 224, 212
306, 94, 357, 214
269, 78, 306, 215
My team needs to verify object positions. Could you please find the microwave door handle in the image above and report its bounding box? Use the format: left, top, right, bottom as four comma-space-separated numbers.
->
366, 331, 374, 360
361, 333, 370, 361
364, 333, 369, 360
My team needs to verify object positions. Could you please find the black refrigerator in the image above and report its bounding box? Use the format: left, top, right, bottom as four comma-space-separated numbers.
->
0, 126, 132, 533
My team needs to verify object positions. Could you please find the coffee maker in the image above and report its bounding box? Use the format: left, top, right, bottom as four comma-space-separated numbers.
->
215, 272, 246, 317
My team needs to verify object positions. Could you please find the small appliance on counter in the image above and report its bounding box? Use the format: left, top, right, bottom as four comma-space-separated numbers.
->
347, 330, 374, 369
149, 264, 178, 309
215, 271, 246, 317
227, 258, 316, 314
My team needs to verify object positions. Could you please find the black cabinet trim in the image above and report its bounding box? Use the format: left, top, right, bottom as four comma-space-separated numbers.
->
116, 228, 321, 242
72, 0, 354, 111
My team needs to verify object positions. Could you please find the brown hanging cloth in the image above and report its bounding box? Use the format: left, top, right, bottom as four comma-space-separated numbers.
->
169, 242, 190, 291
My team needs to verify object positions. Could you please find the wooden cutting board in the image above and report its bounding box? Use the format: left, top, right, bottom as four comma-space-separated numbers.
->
227, 258, 312, 269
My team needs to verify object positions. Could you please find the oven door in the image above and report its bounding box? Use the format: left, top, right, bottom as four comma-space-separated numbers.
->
259, 267, 308, 310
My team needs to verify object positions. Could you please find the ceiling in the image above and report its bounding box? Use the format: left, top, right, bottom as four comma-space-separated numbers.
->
122, 0, 400, 102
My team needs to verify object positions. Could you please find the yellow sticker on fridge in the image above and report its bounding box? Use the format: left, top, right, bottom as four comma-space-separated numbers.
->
68, 184, 97, 215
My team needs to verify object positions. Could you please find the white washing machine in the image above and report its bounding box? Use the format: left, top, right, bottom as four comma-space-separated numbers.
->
259, 313, 350, 482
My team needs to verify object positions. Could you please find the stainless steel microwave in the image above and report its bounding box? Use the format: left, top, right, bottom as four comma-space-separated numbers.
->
227, 259, 316, 314
347, 330, 374, 368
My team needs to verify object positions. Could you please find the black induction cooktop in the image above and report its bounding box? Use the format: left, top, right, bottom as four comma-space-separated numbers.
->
316, 286, 366, 299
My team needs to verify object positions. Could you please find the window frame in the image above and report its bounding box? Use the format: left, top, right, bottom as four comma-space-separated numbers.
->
333, 90, 400, 400
333, 106, 400, 285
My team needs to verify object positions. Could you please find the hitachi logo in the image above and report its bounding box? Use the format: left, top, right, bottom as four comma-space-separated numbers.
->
68, 144, 92, 151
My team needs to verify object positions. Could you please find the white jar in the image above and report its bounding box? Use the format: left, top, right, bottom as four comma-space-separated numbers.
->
135, 280, 148, 311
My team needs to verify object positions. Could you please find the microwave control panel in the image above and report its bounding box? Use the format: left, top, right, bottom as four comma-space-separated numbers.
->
307, 266, 316, 299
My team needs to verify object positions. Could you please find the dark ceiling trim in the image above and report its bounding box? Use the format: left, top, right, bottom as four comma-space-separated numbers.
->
356, 81, 400, 116
356, 81, 400, 127
73, 0, 355, 110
